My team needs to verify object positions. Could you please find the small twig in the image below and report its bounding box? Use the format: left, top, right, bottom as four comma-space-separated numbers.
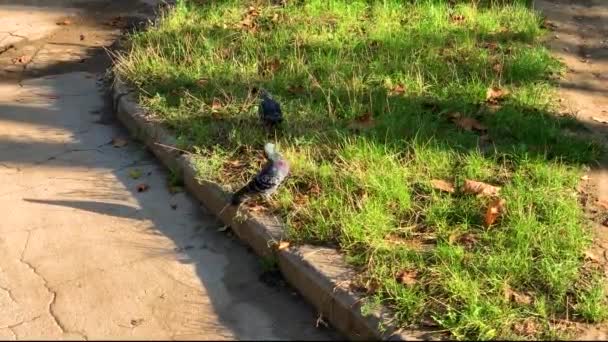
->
153, 142, 192, 155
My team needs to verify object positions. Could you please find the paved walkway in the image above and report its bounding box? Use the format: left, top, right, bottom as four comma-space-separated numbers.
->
0, 1, 336, 340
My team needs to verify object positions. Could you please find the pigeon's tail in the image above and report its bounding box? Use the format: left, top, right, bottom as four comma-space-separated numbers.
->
231, 184, 252, 206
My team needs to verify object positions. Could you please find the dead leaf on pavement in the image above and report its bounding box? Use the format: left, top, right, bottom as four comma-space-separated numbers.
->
388, 83, 406, 96
348, 112, 375, 130
431, 179, 455, 193
504, 285, 533, 305
136, 183, 150, 192
130, 319, 144, 327
129, 169, 142, 179
462, 179, 501, 197
592, 117, 608, 124
277, 241, 290, 250
111, 137, 129, 148
484, 198, 506, 227
584, 251, 601, 263
486, 86, 509, 104
395, 269, 418, 286
12, 55, 29, 64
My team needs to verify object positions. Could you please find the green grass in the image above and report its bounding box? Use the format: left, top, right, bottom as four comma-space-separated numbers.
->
115, 0, 608, 339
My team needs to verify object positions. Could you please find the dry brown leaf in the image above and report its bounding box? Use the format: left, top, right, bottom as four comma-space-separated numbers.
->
111, 137, 128, 148
482, 42, 499, 51
348, 112, 375, 130
277, 241, 290, 250
504, 286, 532, 305
389, 83, 406, 96
449, 112, 487, 132
462, 179, 501, 197
431, 179, 455, 193
597, 199, 608, 210
211, 98, 222, 111
12, 55, 29, 64
584, 251, 601, 263
492, 62, 503, 73
486, 86, 510, 104
136, 183, 150, 193
450, 14, 466, 23
513, 319, 539, 336
484, 198, 506, 227
57, 19, 72, 26
592, 116, 608, 124
395, 269, 418, 286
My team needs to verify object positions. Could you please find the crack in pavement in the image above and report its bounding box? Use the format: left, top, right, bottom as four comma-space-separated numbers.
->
1, 315, 42, 339
0, 285, 18, 303
18, 231, 88, 341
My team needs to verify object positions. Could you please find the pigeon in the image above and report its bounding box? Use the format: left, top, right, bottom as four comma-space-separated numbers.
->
231, 143, 290, 206
258, 89, 284, 128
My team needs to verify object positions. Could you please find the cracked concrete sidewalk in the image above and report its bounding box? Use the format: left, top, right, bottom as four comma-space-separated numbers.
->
0, 1, 336, 340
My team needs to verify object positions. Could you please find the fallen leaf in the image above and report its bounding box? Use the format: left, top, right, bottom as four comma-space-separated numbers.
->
129, 169, 142, 179
277, 241, 290, 250
462, 179, 501, 197
542, 19, 557, 30
389, 83, 406, 96
130, 319, 144, 327
348, 112, 375, 130
111, 137, 129, 148
80, 34, 85, 41
431, 179, 455, 193
12, 55, 29, 64
482, 42, 499, 51
450, 14, 466, 23
211, 98, 222, 111
504, 285, 532, 305
57, 19, 72, 26
287, 85, 305, 95
136, 183, 150, 192
584, 251, 601, 263
592, 117, 608, 124
486, 86, 510, 104
196, 78, 209, 86
513, 319, 539, 336
492, 62, 503, 73
395, 269, 418, 286
449, 113, 487, 132
484, 198, 506, 227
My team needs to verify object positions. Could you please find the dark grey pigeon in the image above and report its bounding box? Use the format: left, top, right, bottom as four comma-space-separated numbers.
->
258, 89, 284, 128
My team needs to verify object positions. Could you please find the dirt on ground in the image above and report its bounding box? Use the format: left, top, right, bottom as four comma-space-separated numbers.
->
536, 0, 608, 339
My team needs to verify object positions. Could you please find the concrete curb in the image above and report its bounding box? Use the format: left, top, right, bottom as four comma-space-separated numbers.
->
111, 76, 437, 341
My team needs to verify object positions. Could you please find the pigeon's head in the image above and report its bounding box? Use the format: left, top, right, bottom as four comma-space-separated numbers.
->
264, 143, 279, 161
